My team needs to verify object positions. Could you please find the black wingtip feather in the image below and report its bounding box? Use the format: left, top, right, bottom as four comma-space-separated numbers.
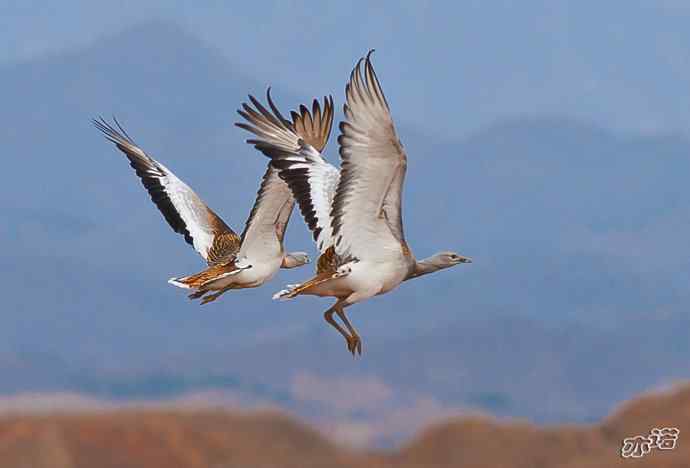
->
95, 117, 195, 248
127, 156, 195, 248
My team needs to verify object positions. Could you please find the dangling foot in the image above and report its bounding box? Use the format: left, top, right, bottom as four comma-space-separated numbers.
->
334, 264, 352, 277
346, 333, 362, 356
336, 307, 362, 356
200, 292, 221, 305
188, 289, 206, 300
199, 286, 234, 305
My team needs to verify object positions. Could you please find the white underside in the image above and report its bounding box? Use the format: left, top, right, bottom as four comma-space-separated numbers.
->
274, 249, 411, 304
169, 253, 284, 292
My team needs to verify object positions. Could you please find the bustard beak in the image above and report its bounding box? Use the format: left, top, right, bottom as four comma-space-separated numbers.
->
459, 256, 472, 264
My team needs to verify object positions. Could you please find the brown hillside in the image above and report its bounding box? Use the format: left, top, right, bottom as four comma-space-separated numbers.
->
397, 383, 690, 468
1, 384, 689, 468
0, 410, 358, 468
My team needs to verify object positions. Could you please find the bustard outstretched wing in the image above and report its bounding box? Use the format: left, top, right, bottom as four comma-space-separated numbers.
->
236, 90, 340, 253
94, 118, 240, 265
331, 51, 408, 260
237, 164, 295, 259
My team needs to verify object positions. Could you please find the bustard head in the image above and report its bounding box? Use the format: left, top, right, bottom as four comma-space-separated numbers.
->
428, 251, 472, 269
283, 251, 311, 268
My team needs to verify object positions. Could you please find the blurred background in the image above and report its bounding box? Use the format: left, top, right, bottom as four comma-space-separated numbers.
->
1, 1, 690, 466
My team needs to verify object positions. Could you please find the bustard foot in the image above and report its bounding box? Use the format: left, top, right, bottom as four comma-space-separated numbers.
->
334, 264, 352, 278
198, 286, 234, 305
200, 292, 222, 305
188, 290, 206, 300
346, 333, 362, 356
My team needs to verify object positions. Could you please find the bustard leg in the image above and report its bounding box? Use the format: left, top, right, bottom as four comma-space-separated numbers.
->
336, 306, 362, 356
323, 304, 357, 354
188, 289, 207, 300
199, 286, 235, 305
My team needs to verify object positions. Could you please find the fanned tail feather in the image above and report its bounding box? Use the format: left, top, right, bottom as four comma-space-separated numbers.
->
273, 287, 297, 301
168, 277, 193, 289
167, 263, 251, 290
272, 265, 353, 301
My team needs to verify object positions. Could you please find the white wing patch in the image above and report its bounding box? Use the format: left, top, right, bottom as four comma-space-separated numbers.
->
235, 92, 339, 254
148, 160, 216, 258
94, 118, 238, 263
271, 144, 340, 253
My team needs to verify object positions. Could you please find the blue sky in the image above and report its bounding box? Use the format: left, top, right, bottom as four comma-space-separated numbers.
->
4, 1, 690, 138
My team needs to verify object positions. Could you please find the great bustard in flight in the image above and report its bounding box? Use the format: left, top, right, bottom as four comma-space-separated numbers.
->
94, 112, 331, 303
236, 51, 471, 355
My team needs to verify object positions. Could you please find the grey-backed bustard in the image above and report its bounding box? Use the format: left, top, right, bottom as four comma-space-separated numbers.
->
236, 52, 471, 355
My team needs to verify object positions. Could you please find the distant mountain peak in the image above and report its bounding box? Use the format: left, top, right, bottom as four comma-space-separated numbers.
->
83, 19, 222, 61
